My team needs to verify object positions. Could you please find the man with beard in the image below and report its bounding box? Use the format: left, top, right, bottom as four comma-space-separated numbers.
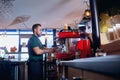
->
27, 23, 54, 80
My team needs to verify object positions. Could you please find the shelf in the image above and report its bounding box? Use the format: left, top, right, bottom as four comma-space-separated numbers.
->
101, 39, 120, 55
56, 52, 74, 59
58, 32, 80, 38
45, 60, 57, 80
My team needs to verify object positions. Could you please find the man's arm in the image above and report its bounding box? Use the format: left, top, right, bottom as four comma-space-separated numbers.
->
33, 47, 54, 55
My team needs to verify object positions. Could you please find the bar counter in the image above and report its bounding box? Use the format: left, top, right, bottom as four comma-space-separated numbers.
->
0, 54, 28, 80
60, 54, 120, 80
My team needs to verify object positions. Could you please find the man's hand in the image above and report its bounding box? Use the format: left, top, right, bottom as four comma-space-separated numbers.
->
48, 48, 56, 53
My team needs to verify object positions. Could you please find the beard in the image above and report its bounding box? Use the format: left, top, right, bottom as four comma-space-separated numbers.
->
36, 33, 41, 37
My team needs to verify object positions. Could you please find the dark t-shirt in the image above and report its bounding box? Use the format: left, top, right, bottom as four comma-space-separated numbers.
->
27, 34, 43, 61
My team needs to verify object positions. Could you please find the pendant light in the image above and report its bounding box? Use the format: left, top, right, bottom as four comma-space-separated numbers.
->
84, 0, 91, 18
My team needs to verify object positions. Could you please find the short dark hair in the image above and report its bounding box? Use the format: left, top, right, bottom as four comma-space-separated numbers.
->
32, 24, 41, 32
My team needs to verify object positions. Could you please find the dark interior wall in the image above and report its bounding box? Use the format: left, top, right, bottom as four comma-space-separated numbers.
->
97, 0, 120, 16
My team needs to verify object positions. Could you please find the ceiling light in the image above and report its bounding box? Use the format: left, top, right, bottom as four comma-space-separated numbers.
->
84, 0, 91, 18
84, 9, 91, 18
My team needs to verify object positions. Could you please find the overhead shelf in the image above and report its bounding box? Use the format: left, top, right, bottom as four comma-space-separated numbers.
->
58, 32, 80, 38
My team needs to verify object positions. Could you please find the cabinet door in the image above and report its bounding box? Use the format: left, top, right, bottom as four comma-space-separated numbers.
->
68, 67, 83, 80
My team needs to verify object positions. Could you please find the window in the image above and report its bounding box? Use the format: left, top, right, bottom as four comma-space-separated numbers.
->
0, 29, 54, 53
0, 35, 19, 52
